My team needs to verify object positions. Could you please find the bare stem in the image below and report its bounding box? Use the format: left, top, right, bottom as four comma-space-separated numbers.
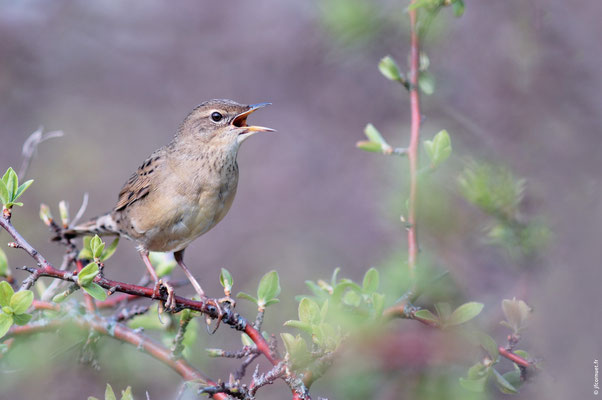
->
407, 3, 422, 287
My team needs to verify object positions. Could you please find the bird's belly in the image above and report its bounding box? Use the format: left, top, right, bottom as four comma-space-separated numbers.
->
142, 185, 236, 253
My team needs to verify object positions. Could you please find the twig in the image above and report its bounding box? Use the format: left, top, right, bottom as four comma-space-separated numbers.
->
18, 127, 64, 180
114, 305, 150, 323
5, 304, 229, 399
172, 310, 193, 359
498, 346, 533, 369
1, 213, 310, 399
234, 352, 261, 381
254, 309, 265, 330
71, 192, 89, 226
249, 361, 286, 396
407, 2, 422, 288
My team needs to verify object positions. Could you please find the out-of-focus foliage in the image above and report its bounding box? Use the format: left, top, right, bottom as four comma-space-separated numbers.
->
458, 162, 550, 259
88, 384, 134, 400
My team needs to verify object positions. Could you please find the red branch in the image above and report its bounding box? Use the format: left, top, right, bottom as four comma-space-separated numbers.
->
407, 4, 421, 285
6, 305, 229, 400
498, 346, 532, 368
1, 214, 309, 399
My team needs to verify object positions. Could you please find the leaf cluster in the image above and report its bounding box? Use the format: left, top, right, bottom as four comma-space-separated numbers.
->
0, 281, 34, 338
0, 168, 33, 209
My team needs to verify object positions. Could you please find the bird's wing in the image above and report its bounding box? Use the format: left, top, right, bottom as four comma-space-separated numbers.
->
114, 150, 165, 212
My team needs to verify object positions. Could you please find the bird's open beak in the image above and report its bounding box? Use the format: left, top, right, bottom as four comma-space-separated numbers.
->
232, 102, 275, 134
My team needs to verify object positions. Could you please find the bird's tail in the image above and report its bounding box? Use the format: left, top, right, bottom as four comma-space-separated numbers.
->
61, 212, 119, 239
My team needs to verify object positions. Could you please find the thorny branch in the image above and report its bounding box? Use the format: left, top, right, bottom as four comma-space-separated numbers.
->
0, 212, 310, 399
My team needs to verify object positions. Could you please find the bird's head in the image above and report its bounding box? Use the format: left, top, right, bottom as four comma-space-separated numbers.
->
178, 99, 274, 148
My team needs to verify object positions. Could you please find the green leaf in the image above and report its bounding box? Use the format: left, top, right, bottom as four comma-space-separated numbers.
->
237, 292, 258, 305
305, 280, 326, 298
424, 129, 452, 168
0, 249, 9, 277
502, 370, 522, 391
5, 168, 17, 201
52, 290, 72, 303
434, 302, 452, 320
493, 368, 518, 394
414, 309, 439, 324
241, 333, 254, 347
0, 280, 14, 307
12, 313, 32, 326
105, 384, 117, 400
78, 262, 100, 286
264, 298, 280, 307
408, 0, 435, 11
478, 332, 499, 360
0, 181, 8, 205
90, 235, 104, 259
219, 268, 233, 291
82, 283, 107, 301
150, 252, 176, 277
39, 204, 53, 225
371, 293, 385, 317
283, 320, 313, 335
418, 71, 435, 95
378, 55, 403, 81
459, 376, 488, 392
363, 124, 386, 146
78, 249, 93, 260
10, 290, 34, 314
513, 349, 530, 360
447, 302, 484, 326
501, 298, 531, 333
452, 0, 465, 17
467, 362, 488, 380
100, 237, 119, 261
298, 297, 320, 324
0, 313, 13, 339
330, 267, 340, 286
14, 179, 34, 202
342, 290, 361, 307
1, 169, 10, 186
362, 267, 379, 293
257, 270, 280, 307
317, 298, 328, 320
120, 386, 133, 400
356, 140, 385, 153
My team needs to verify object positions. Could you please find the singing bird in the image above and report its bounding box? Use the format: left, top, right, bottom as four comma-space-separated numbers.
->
65, 99, 274, 309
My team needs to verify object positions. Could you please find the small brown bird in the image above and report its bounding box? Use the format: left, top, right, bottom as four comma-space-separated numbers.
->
66, 99, 274, 309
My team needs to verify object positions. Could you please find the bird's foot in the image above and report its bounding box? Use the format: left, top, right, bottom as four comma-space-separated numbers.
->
199, 296, 235, 334
218, 295, 236, 309
152, 279, 177, 312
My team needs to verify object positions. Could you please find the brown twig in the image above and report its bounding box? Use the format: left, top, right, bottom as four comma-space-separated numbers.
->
1, 213, 309, 399
6, 302, 230, 400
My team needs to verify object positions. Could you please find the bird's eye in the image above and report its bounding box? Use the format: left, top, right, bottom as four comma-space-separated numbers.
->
210, 112, 223, 122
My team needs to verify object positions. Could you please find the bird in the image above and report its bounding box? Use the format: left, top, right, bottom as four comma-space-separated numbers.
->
63, 99, 274, 310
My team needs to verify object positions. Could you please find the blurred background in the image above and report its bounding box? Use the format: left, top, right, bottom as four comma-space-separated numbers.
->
1, 0, 601, 399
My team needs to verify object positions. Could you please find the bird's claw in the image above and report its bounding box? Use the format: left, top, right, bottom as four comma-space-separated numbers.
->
201, 296, 234, 334
152, 279, 176, 312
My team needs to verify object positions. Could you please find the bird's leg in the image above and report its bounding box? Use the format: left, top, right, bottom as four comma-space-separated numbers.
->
138, 249, 176, 311
173, 250, 234, 330
173, 249, 206, 298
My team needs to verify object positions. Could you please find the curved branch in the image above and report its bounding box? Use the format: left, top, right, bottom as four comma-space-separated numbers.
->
6, 306, 229, 400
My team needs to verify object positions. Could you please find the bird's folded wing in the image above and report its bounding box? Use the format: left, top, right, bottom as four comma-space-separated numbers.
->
114, 150, 165, 211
